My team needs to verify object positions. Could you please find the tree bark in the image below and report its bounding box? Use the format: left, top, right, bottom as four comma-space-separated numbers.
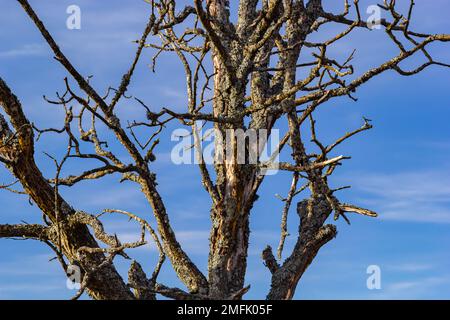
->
267, 197, 336, 300
0, 78, 133, 300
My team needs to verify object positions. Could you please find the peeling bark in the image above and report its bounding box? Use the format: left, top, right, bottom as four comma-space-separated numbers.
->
1, 0, 448, 300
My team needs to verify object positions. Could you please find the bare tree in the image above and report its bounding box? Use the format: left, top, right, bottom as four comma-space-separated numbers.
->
0, 0, 448, 300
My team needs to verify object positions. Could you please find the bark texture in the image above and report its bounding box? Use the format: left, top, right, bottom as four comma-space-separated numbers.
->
0, 0, 448, 300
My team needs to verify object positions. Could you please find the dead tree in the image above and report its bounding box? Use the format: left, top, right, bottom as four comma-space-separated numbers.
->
0, 0, 449, 300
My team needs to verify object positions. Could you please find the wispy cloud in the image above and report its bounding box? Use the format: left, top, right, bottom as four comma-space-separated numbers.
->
376, 276, 450, 299
0, 44, 46, 58
387, 263, 434, 273
0, 254, 60, 276
340, 169, 450, 224
0, 253, 70, 299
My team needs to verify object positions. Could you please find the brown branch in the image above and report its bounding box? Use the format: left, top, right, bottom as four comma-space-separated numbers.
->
0, 223, 49, 240
277, 173, 298, 260
326, 118, 373, 153
18, 0, 209, 293
0, 78, 133, 300
109, 13, 156, 110
17, 0, 110, 115
49, 164, 137, 187
339, 203, 378, 218
128, 260, 155, 300
153, 283, 209, 300
271, 155, 351, 172
262, 245, 280, 275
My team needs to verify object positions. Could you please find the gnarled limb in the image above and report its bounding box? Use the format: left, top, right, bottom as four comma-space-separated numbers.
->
267, 197, 337, 300
3, 0, 448, 300
0, 77, 133, 300
17, 0, 208, 294
0, 223, 49, 240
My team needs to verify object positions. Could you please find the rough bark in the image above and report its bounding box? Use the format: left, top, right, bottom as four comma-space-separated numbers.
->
0, 78, 133, 300
1, 0, 448, 300
267, 197, 336, 300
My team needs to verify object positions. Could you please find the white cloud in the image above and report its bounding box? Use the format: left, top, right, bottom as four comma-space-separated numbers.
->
339, 169, 450, 224
0, 283, 62, 293
0, 253, 70, 299
0, 44, 46, 58
387, 263, 434, 273
0, 253, 60, 276
376, 276, 450, 299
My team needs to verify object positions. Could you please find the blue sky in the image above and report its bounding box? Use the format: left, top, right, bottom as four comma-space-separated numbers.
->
0, 0, 450, 299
